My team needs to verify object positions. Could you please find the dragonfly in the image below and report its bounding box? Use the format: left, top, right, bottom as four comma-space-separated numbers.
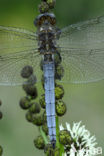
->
0, 13, 104, 148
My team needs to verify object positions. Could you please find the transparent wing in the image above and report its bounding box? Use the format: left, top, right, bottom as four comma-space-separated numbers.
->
0, 26, 42, 85
0, 25, 38, 54
58, 15, 104, 83
0, 49, 41, 86
60, 48, 104, 83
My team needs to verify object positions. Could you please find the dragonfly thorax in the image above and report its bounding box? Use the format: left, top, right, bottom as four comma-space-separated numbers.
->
35, 13, 61, 56
34, 13, 56, 27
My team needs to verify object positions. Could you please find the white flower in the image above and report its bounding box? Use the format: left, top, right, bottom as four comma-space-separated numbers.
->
60, 121, 98, 156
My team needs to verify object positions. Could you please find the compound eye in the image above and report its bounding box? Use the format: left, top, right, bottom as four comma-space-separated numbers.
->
47, 16, 56, 25
34, 14, 46, 26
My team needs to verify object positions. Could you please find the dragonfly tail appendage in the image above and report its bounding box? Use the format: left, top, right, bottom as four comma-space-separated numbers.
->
43, 62, 56, 147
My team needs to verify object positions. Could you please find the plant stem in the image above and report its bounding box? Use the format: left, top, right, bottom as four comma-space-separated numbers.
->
56, 116, 60, 148
56, 116, 64, 156
39, 127, 48, 144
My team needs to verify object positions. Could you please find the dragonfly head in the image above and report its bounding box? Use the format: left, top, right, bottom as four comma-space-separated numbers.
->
34, 13, 56, 27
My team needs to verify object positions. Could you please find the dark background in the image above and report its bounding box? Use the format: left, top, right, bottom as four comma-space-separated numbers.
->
0, 0, 104, 155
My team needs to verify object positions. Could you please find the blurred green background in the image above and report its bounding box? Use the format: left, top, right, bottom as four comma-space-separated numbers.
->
0, 0, 104, 155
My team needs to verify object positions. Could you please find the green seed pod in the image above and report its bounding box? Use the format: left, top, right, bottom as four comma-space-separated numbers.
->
39, 2, 49, 13
0, 145, 3, 155
21, 66, 33, 78
42, 123, 48, 135
34, 135, 45, 150
19, 96, 31, 110
59, 130, 71, 145
32, 113, 43, 126
39, 94, 46, 109
55, 84, 64, 100
25, 111, 33, 122
55, 65, 64, 80
22, 84, 38, 98
0, 112, 3, 120
29, 102, 40, 114
56, 100, 66, 116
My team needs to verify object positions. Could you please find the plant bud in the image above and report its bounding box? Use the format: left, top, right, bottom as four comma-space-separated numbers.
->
22, 84, 38, 98
55, 84, 64, 100
56, 100, 66, 116
32, 113, 43, 126
25, 111, 33, 122
34, 136, 45, 149
47, 0, 56, 9
21, 66, 33, 78
39, 2, 49, 13
29, 102, 40, 114
59, 130, 71, 145
19, 96, 31, 110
